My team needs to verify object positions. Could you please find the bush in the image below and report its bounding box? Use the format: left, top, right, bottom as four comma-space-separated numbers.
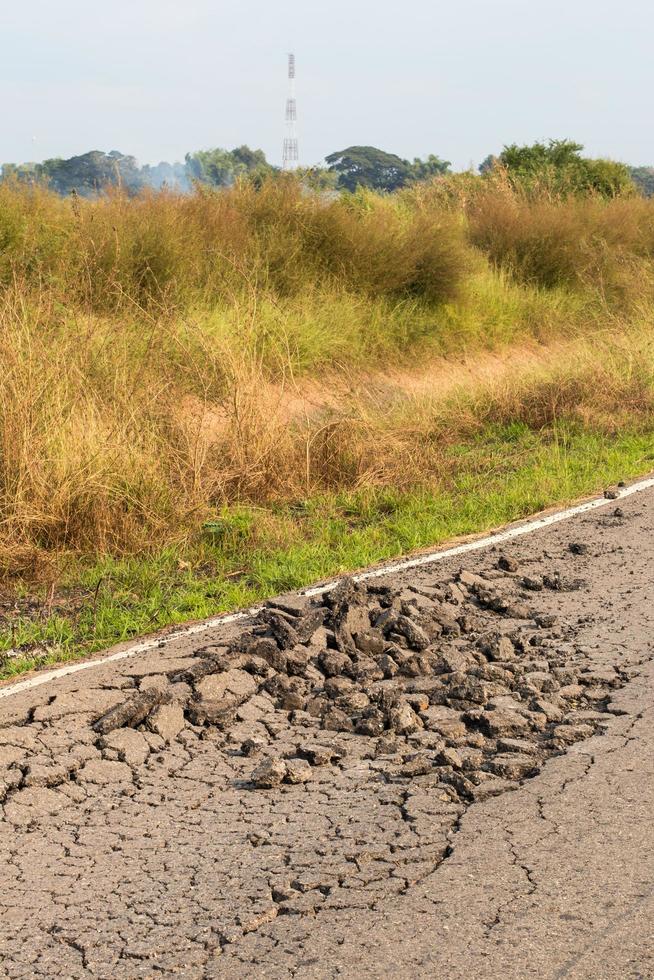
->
467, 188, 654, 303
496, 140, 635, 199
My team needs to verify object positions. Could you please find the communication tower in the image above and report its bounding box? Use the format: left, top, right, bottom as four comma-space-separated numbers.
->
282, 53, 299, 170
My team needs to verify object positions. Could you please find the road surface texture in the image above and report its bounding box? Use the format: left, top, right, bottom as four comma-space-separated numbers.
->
1, 483, 653, 979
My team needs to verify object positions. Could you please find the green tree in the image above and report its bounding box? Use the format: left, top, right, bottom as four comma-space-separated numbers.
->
629, 166, 654, 198
325, 147, 451, 192
478, 154, 498, 174
325, 146, 412, 192
185, 146, 275, 187
34, 150, 145, 196
408, 154, 451, 181
499, 139, 585, 172
0, 162, 39, 182
496, 139, 633, 198
185, 148, 237, 186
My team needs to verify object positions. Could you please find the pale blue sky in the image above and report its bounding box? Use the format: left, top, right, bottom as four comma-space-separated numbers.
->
2, 0, 652, 169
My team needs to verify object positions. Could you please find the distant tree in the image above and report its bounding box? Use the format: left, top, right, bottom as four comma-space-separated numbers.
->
294, 166, 339, 191
230, 146, 277, 187
184, 148, 235, 186
0, 162, 39, 182
478, 154, 498, 174
140, 161, 190, 191
325, 147, 451, 192
495, 139, 633, 198
230, 145, 269, 172
408, 154, 451, 181
107, 151, 145, 193
325, 146, 412, 192
32, 150, 145, 196
2, 146, 276, 195
629, 166, 654, 197
499, 139, 585, 173
185, 146, 275, 187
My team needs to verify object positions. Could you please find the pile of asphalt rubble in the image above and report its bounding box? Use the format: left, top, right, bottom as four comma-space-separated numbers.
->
92, 544, 624, 804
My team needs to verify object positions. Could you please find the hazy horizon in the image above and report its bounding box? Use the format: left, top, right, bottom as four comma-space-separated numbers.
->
3, 0, 653, 171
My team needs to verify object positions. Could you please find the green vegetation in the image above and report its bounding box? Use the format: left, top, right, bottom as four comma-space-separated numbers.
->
0, 145, 274, 197
630, 166, 654, 198
1, 150, 177, 197
492, 139, 634, 198
184, 145, 275, 188
325, 146, 451, 191
5, 137, 650, 200
1, 143, 455, 198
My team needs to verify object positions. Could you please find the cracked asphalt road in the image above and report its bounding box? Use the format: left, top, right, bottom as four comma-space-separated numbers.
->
1, 486, 653, 979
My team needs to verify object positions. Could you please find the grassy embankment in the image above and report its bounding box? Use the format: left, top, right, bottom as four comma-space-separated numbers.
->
1, 175, 654, 676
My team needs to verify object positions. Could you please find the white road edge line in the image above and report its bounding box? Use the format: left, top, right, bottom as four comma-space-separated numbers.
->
2, 476, 653, 701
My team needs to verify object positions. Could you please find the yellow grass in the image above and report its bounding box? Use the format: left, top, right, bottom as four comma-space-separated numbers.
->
1, 177, 654, 577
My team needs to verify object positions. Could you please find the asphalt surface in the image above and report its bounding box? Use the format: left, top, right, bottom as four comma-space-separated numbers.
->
1, 485, 653, 979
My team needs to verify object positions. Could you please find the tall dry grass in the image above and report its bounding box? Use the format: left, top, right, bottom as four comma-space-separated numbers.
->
402, 170, 654, 305
0, 177, 472, 312
1, 284, 653, 577
466, 189, 654, 305
5, 173, 654, 313
1, 176, 654, 575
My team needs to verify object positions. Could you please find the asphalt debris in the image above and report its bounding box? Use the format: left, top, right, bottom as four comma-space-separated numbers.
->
78, 564, 627, 804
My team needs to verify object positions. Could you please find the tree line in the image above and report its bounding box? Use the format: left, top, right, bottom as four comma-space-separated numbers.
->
2, 140, 652, 198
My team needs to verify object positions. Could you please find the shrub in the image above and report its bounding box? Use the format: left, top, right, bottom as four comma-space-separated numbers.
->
467, 189, 653, 304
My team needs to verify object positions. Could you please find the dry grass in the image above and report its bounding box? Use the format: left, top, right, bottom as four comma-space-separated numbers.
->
0, 177, 472, 311
1, 178, 654, 578
463, 186, 654, 305
1, 283, 652, 579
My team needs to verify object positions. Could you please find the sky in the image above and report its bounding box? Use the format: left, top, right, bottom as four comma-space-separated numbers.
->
2, 0, 653, 171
